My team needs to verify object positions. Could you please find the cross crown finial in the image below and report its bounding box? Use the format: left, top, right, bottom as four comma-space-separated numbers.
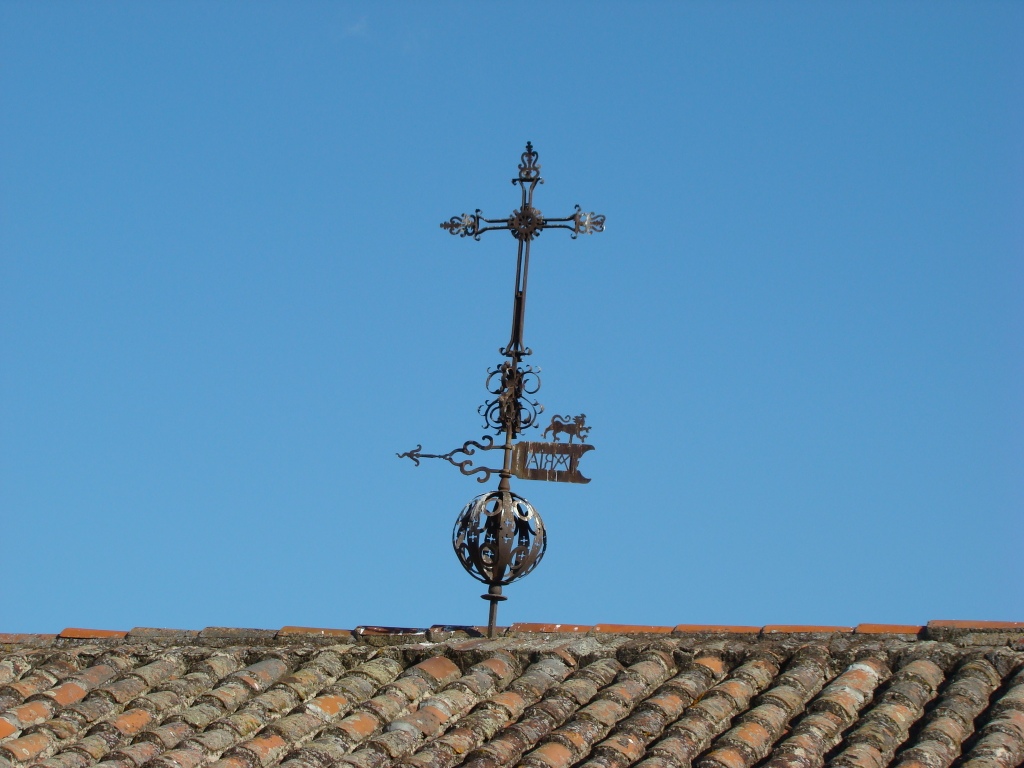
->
516, 141, 542, 185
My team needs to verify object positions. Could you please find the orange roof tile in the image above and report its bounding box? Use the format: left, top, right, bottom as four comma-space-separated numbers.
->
761, 625, 854, 633
854, 623, 924, 634
672, 624, 760, 634
592, 624, 674, 634
57, 628, 128, 639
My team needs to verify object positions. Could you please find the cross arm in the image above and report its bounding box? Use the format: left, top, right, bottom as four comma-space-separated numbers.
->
540, 205, 606, 239
441, 204, 605, 241
440, 210, 512, 240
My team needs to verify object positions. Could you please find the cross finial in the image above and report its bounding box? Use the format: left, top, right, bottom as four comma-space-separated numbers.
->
440, 143, 605, 364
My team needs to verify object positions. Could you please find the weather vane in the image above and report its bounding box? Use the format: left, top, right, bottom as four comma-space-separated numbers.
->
398, 142, 604, 636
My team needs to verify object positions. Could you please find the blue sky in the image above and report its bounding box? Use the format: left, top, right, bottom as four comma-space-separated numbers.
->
2, 3, 1021, 633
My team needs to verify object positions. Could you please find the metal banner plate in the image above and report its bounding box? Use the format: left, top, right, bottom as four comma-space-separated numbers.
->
512, 441, 595, 484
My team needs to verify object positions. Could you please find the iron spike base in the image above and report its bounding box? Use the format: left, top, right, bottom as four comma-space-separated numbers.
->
482, 585, 507, 638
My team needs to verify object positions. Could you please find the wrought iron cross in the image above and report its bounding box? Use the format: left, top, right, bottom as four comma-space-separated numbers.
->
400, 143, 604, 635
442, 142, 605, 366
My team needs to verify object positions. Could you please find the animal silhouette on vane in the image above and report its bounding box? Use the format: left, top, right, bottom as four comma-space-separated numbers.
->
542, 414, 590, 443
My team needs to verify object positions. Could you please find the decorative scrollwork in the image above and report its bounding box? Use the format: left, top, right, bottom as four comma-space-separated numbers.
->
571, 205, 606, 238
441, 211, 482, 238
515, 141, 542, 184
396, 435, 500, 483
479, 362, 543, 437
453, 490, 546, 587
509, 206, 544, 241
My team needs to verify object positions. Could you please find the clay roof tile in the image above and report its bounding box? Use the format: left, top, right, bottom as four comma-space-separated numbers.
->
0, 624, 1019, 768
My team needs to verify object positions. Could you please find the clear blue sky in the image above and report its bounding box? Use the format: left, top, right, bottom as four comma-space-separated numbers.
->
2, 3, 1021, 633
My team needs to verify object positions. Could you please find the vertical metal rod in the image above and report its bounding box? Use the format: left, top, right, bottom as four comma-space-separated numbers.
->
507, 238, 528, 359
487, 598, 499, 638
484, 584, 505, 638
498, 427, 514, 491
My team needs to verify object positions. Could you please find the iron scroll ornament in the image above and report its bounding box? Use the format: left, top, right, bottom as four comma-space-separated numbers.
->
396, 436, 500, 483
479, 362, 542, 438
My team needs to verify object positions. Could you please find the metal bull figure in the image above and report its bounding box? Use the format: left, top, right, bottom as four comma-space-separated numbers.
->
541, 414, 590, 443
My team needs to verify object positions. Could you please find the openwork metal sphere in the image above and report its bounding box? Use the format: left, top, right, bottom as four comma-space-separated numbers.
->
452, 490, 546, 587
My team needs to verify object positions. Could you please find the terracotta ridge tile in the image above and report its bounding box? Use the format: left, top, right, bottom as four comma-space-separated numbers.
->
278, 627, 355, 637
673, 625, 760, 634
59, 629, 128, 639
199, 627, 278, 639
924, 620, 1024, 645
760, 625, 853, 634
427, 625, 489, 634
854, 624, 924, 635
126, 628, 201, 639
426, 625, 497, 641
508, 624, 592, 633
0, 633, 57, 647
354, 626, 429, 639
592, 625, 674, 634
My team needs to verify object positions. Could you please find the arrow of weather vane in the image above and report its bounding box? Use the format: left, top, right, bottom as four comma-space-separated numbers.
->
397, 142, 604, 635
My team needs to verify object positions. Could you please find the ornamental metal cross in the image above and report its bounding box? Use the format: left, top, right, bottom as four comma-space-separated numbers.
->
399, 143, 604, 635
442, 142, 605, 366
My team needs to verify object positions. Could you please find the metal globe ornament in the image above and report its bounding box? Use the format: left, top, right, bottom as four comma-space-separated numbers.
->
453, 489, 546, 630
453, 490, 546, 585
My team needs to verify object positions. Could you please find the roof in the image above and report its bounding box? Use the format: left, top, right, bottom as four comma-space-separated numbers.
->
1, 622, 1022, 768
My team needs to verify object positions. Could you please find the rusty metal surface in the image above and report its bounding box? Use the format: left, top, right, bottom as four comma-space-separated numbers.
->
480, 362, 543, 438
512, 441, 594, 484
541, 413, 591, 443
400, 143, 604, 635
452, 490, 546, 588
440, 142, 604, 363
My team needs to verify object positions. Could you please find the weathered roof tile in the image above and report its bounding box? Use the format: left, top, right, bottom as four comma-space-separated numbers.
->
0, 626, 1020, 768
